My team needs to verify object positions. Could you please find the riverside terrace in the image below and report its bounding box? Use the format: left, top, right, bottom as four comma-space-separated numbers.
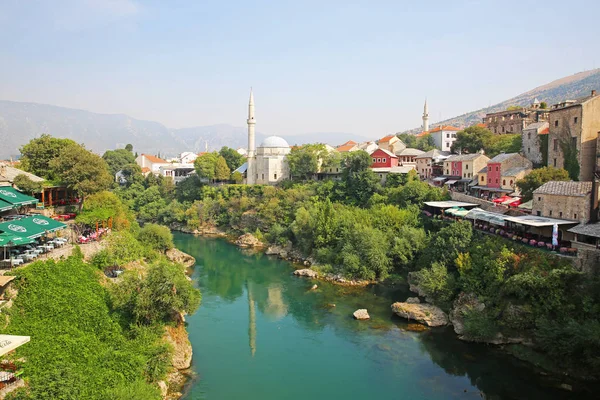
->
425, 203, 581, 255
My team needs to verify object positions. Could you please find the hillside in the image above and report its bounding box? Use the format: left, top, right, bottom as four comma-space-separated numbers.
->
403, 68, 600, 133
0, 101, 368, 159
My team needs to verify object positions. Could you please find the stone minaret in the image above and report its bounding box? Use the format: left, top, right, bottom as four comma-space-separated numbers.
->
247, 89, 256, 184
422, 99, 429, 132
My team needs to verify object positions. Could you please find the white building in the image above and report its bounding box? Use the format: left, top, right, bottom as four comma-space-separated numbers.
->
245, 90, 291, 185
419, 126, 461, 151
179, 152, 199, 164
159, 164, 196, 185
135, 154, 169, 174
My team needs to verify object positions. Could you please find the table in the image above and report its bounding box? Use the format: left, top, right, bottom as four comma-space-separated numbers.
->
0, 371, 15, 382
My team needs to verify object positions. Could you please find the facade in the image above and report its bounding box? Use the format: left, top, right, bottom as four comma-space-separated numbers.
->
547, 90, 600, 181
357, 141, 379, 154
135, 154, 169, 174
395, 148, 424, 165
179, 152, 198, 164
159, 164, 195, 185
421, 126, 461, 151
532, 181, 598, 224
522, 122, 549, 166
245, 90, 290, 185
370, 149, 398, 168
444, 153, 489, 179
486, 153, 532, 189
377, 135, 405, 154
500, 167, 530, 192
372, 165, 416, 184
484, 99, 549, 135
415, 150, 451, 179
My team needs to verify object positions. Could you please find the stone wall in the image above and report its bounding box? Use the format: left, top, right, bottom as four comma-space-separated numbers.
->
532, 193, 590, 223
522, 126, 546, 166
548, 105, 582, 173
450, 192, 509, 213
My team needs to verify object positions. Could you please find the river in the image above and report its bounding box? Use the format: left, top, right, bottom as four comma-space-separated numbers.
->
174, 233, 594, 400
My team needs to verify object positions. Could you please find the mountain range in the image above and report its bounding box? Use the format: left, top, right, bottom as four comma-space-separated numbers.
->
1, 68, 600, 159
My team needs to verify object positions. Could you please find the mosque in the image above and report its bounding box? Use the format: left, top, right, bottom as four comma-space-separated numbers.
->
239, 89, 291, 185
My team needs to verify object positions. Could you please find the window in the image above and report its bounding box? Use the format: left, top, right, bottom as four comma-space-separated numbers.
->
495, 179, 498, 183
372, 158, 376, 163
572, 137, 577, 148
262, 174, 264, 180
502, 126, 505, 133
538, 197, 541, 201
377, 158, 381, 163
553, 158, 557, 167
466, 164, 469, 170
574, 117, 578, 124
496, 166, 499, 171
336, 168, 339, 172
536, 211, 541, 216
510, 180, 513, 185
446, 169, 449, 174
559, 212, 563, 218
446, 143, 450, 148
555, 120, 558, 127
528, 147, 530, 153
379, 174, 383, 178
503, 179, 506, 185
574, 213, 577, 219
528, 132, 531, 139
383, 158, 386, 163
549, 210, 552, 216
481, 176, 484, 182
274, 173, 277, 179
553, 139, 558, 151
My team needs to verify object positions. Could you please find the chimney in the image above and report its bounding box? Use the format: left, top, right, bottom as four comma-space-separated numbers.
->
592, 90, 597, 97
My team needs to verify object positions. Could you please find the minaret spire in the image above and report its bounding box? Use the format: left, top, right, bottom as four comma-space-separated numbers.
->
247, 88, 256, 184
422, 98, 429, 132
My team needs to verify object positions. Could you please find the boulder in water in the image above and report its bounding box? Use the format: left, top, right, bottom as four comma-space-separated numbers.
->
293, 268, 318, 278
391, 302, 448, 327
235, 233, 264, 248
405, 297, 420, 304
353, 309, 370, 320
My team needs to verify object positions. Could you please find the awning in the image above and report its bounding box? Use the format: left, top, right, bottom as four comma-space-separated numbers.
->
465, 208, 508, 226
445, 180, 458, 186
518, 200, 533, 210
470, 186, 514, 193
433, 177, 447, 182
446, 207, 469, 217
503, 215, 578, 227
0, 232, 35, 246
0, 199, 13, 212
0, 187, 38, 207
424, 201, 479, 209
0, 335, 30, 357
0, 215, 67, 239
458, 178, 473, 183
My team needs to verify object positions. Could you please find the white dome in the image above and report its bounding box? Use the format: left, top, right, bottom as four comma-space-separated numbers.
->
259, 136, 290, 148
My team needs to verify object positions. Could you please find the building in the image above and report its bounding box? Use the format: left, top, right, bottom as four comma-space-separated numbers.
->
372, 165, 416, 184
522, 122, 549, 166
135, 154, 169, 174
395, 148, 424, 165
486, 153, 532, 189
415, 149, 451, 179
357, 141, 379, 154
336, 141, 358, 153
179, 152, 198, 164
420, 126, 461, 151
532, 181, 598, 224
159, 164, 196, 185
547, 90, 600, 181
443, 153, 490, 180
0, 163, 44, 187
484, 99, 549, 135
245, 90, 290, 185
370, 149, 398, 169
422, 100, 429, 132
377, 135, 405, 154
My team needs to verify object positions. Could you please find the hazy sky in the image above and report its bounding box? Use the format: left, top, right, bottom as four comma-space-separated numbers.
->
1, 0, 599, 136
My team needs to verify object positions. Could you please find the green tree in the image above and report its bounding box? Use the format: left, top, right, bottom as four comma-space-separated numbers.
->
540, 101, 548, 109
397, 133, 418, 148
451, 126, 493, 154
416, 134, 436, 151
102, 148, 136, 176
49, 143, 113, 208
413, 262, 457, 306
419, 220, 473, 269
12, 174, 43, 195
120, 163, 145, 186
339, 151, 379, 207
506, 105, 522, 111
194, 152, 219, 181
125, 143, 134, 152
19, 134, 77, 180
231, 171, 244, 184
138, 223, 174, 252
214, 155, 231, 181
219, 146, 245, 171
175, 175, 204, 202
516, 167, 570, 201
487, 134, 522, 157
77, 191, 135, 231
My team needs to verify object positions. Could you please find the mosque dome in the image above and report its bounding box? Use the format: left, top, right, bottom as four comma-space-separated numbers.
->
259, 136, 290, 148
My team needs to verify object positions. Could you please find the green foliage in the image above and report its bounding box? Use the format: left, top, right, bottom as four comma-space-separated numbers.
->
4, 257, 167, 399
339, 150, 380, 207
540, 102, 548, 109
462, 308, 499, 340
506, 105, 521, 111
12, 174, 42, 195
287, 144, 329, 180
231, 171, 243, 184
451, 126, 493, 154
175, 174, 204, 203
120, 163, 145, 187
138, 223, 174, 252
18, 134, 77, 180
397, 133, 417, 148
194, 152, 219, 181
486, 134, 522, 157
413, 262, 456, 306
214, 155, 231, 181
419, 220, 473, 268
102, 148, 136, 176
516, 167, 570, 202
219, 146, 245, 171
415, 134, 436, 151
77, 191, 135, 230
560, 138, 580, 180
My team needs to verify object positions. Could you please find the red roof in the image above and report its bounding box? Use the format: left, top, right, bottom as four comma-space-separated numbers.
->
416, 131, 429, 137
538, 127, 550, 135
339, 140, 357, 146
378, 135, 397, 143
197, 152, 208, 156
141, 167, 151, 173
141, 154, 167, 163
474, 123, 487, 128
428, 125, 461, 133
336, 144, 357, 152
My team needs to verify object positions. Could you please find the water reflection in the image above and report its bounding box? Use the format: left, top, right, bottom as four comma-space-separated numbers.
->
176, 233, 600, 400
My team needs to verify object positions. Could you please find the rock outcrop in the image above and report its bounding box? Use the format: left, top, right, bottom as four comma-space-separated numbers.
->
165, 248, 196, 268
391, 302, 448, 327
235, 233, 264, 248
406, 297, 420, 304
353, 309, 370, 320
164, 323, 193, 370
293, 268, 318, 278
449, 293, 485, 335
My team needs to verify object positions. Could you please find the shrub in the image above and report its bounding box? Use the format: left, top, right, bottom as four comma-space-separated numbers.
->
138, 223, 174, 253
462, 308, 498, 341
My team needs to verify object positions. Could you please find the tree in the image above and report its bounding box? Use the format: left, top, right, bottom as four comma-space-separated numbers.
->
49, 143, 113, 207
219, 147, 245, 171
214, 156, 231, 181
397, 133, 418, 148
175, 175, 204, 202
506, 105, 522, 111
138, 223, 174, 252
451, 126, 493, 154
77, 191, 135, 231
416, 134, 436, 151
19, 134, 77, 180
487, 134, 522, 157
540, 102, 548, 109
287, 145, 320, 180
12, 174, 43, 195
120, 163, 145, 186
125, 143, 134, 152
339, 150, 380, 207
102, 149, 136, 176
231, 171, 244, 184
516, 167, 570, 201
194, 152, 219, 181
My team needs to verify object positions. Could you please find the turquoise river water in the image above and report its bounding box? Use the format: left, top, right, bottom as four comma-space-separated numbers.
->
174, 233, 596, 400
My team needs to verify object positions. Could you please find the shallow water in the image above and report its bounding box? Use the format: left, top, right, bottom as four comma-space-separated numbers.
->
175, 233, 595, 400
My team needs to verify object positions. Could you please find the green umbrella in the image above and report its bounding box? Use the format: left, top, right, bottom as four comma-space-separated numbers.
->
0, 233, 34, 246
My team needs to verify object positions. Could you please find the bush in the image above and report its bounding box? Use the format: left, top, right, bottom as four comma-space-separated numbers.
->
462, 308, 498, 341
413, 262, 456, 307
138, 223, 174, 253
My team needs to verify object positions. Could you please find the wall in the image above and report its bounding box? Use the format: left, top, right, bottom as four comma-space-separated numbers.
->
522, 126, 546, 165
547, 105, 582, 172
370, 149, 397, 168
450, 191, 510, 213
581, 97, 600, 181
487, 162, 501, 188
532, 193, 590, 223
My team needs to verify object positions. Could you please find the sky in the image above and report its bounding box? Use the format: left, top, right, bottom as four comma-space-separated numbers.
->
1, 0, 599, 137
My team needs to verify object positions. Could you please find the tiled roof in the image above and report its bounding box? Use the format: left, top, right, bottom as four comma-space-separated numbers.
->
416, 131, 429, 137
478, 166, 488, 173
141, 167, 151, 173
502, 167, 530, 177
475, 123, 487, 128
371, 148, 397, 158
339, 140, 357, 146
539, 127, 549, 135
446, 153, 488, 162
0, 163, 45, 183
488, 153, 519, 163
378, 135, 397, 143
524, 122, 548, 131
415, 149, 451, 159
396, 148, 424, 156
141, 154, 167, 163
336, 144, 357, 152
428, 125, 461, 133
568, 222, 600, 238
533, 181, 593, 197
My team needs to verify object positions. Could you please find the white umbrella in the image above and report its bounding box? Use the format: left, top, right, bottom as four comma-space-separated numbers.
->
0, 335, 30, 357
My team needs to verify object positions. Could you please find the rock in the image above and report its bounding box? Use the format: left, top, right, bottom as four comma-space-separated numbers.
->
158, 381, 168, 398
310, 284, 318, 290
165, 248, 196, 268
353, 309, 370, 320
326, 303, 336, 308
406, 297, 420, 304
235, 233, 264, 248
164, 324, 193, 370
293, 268, 318, 278
449, 293, 485, 335
391, 302, 448, 327
559, 383, 573, 391
303, 260, 310, 266
278, 251, 289, 259
265, 245, 283, 255
404, 323, 429, 332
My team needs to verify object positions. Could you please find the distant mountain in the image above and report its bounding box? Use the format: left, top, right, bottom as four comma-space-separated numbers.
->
403, 68, 600, 134
0, 101, 368, 159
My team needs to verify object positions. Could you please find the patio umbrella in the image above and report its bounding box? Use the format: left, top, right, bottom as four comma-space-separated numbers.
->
509, 198, 522, 207
493, 195, 512, 204
0, 233, 34, 260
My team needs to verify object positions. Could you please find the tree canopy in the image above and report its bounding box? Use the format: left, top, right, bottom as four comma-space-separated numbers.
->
452, 126, 521, 157
218, 147, 245, 172
516, 167, 570, 201
194, 152, 219, 181
19, 134, 77, 180
13, 174, 43, 195
287, 144, 330, 180
102, 148, 136, 176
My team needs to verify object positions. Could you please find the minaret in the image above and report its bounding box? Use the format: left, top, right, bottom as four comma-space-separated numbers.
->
422, 99, 429, 132
247, 88, 256, 184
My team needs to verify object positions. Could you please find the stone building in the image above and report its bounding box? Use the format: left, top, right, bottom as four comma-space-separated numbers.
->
486, 153, 532, 189
443, 153, 490, 180
532, 181, 598, 224
521, 122, 549, 166
377, 135, 406, 154
484, 99, 549, 135
395, 148, 424, 165
547, 90, 600, 181
415, 149, 450, 179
